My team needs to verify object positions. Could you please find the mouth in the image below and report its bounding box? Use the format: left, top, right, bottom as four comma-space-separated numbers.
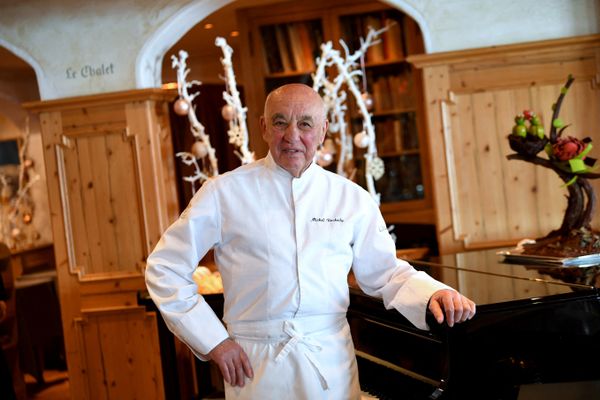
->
282, 148, 303, 155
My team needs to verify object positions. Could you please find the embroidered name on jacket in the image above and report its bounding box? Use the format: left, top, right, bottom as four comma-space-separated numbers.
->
311, 217, 344, 223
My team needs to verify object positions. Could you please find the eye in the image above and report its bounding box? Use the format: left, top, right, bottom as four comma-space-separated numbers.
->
273, 119, 287, 129
299, 121, 313, 130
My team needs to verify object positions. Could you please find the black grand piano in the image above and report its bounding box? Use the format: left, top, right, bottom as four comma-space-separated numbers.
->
349, 248, 600, 400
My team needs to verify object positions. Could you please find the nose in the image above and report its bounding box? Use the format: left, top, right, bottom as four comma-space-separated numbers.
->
283, 124, 300, 143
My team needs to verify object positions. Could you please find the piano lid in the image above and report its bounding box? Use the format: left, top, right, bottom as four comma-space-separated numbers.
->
407, 248, 598, 307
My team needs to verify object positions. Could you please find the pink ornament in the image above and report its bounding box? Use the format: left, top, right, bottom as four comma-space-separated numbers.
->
174, 98, 190, 116
191, 141, 208, 159
221, 104, 235, 121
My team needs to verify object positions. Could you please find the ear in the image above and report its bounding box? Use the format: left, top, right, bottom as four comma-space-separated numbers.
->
259, 116, 268, 141
319, 119, 329, 144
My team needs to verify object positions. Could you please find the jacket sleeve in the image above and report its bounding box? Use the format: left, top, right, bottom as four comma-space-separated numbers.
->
145, 179, 229, 360
350, 193, 452, 331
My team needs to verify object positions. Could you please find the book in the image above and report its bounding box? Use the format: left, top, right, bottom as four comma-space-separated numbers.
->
274, 24, 294, 72
260, 25, 283, 73
383, 16, 404, 60
364, 14, 385, 63
296, 22, 316, 71
286, 23, 305, 71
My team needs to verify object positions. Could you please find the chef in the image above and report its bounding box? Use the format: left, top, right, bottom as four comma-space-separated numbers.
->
145, 83, 476, 399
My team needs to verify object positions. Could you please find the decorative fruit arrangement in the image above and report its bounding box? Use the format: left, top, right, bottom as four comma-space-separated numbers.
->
506, 75, 600, 256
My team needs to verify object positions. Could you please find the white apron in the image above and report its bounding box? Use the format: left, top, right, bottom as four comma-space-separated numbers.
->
225, 313, 360, 400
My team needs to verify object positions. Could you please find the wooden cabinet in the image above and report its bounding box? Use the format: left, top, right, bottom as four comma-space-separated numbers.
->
237, 0, 434, 225
24, 89, 180, 399
409, 35, 600, 254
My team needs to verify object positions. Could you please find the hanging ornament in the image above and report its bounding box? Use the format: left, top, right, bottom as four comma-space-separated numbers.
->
361, 92, 374, 111
368, 156, 385, 180
23, 158, 34, 168
22, 213, 33, 224
191, 141, 209, 159
353, 131, 370, 149
1, 185, 13, 203
323, 138, 337, 155
316, 150, 334, 167
173, 98, 190, 116
221, 104, 235, 121
11, 227, 21, 238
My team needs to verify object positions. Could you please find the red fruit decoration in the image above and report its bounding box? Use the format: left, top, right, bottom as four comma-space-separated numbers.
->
506, 75, 600, 255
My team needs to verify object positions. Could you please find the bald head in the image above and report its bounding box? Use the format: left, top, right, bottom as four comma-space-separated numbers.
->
260, 84, 329, 177
264, 84, 327, 119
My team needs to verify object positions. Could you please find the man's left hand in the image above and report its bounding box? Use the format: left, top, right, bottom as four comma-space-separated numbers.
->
428, 289, 476, 327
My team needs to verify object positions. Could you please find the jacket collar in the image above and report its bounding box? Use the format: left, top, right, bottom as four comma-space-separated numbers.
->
265, 152, 319, 181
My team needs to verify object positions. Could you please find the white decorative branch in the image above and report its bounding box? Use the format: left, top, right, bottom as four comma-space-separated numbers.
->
175, 152, 210, 195
313, 43, 353, 177
215, 37, 255, 165
0, 116, 40, 249
171, 50, 219, 192
312, 25, 390, 204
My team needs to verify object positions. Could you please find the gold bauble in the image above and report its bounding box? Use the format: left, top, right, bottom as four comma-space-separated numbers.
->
1, 185, 13, 202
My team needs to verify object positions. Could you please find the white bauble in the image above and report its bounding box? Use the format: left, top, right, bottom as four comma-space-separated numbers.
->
221, 104, 235, 121
191, 141, 208, 159
361, 92, 374, 111
173, 98, 190, 116
323, 138, 337, 155
316, 150, 333, 167
353, 131, 370, 149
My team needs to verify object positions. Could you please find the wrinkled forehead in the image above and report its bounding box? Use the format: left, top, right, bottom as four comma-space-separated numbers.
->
264, 86, 326, 120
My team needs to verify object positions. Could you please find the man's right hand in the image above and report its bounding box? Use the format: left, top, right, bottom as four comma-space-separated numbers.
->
207, 338, 254, 387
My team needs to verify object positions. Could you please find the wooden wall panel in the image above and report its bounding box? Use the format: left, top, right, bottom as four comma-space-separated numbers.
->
60, 130, 144, 278
75, 308, 164, 400
25, 89, 179, 400
410, 35, 600, 254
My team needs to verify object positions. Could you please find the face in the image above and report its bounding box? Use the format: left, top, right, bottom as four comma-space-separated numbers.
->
260, 84, 328, 177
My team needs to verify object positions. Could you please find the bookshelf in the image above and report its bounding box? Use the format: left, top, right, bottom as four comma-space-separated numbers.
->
237, 0, 434, 225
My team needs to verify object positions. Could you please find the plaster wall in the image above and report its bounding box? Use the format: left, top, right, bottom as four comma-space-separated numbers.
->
1, 0, 598, 100
385, 0, 600, 53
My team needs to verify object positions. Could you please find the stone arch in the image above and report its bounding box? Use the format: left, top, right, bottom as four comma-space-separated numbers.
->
0, 39, 49, 99
136, 0, 235, 88
136, 0, 432, 89
382, 0, 432, 52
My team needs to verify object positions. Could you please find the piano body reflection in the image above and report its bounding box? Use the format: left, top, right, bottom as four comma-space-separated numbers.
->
349, 249, 600, 399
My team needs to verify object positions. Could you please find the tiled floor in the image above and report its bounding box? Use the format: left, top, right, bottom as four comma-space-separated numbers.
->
24, 370, 69, 400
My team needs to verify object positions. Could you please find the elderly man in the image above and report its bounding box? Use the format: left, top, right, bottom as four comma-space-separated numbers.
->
145, 83, 476, 399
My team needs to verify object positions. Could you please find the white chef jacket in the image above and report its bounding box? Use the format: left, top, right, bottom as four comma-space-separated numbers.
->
145, 153, 451, 360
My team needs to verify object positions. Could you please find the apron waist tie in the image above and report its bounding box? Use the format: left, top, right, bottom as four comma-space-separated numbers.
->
274, 321, 328, 390
227, 313, 345, 392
